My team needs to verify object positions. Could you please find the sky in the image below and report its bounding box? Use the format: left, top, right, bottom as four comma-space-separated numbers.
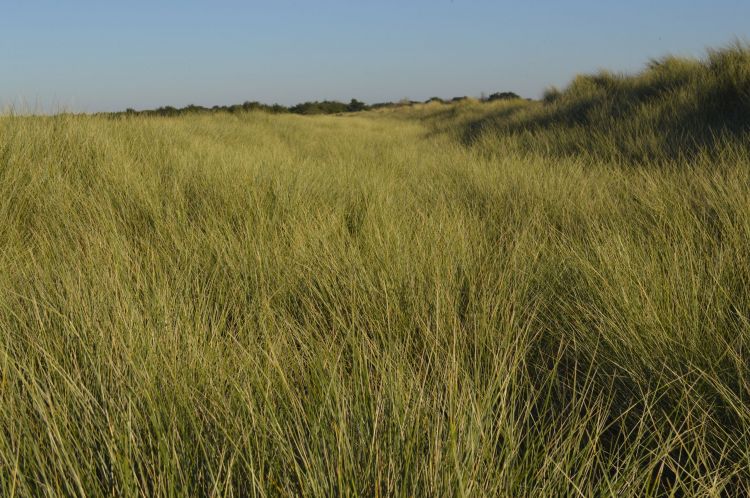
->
1, 1, 749, 113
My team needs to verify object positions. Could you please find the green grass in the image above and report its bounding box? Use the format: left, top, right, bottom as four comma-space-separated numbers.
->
2, 46, 750, 496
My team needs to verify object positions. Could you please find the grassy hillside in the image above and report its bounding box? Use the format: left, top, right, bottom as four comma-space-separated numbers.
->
390, 43, 750, 164
1, 46, 750, 496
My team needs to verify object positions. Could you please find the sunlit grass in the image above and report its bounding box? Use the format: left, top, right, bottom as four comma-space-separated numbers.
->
1, 46, 750, 497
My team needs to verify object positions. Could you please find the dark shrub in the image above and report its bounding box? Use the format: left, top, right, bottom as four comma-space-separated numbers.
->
487, 92, 521, 102
347, 99, 368, 112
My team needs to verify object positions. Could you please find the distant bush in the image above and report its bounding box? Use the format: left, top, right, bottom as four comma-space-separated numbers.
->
487, 92, 521, 102
241, 101, 286, 113
289, 101, 351, 115
347, 99, 368, 112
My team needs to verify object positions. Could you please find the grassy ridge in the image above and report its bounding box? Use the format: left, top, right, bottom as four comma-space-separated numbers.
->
391, 43, 750, 164
1, 46, 750, 496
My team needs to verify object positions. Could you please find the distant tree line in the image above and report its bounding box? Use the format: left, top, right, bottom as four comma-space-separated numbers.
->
112, 92, 524, 118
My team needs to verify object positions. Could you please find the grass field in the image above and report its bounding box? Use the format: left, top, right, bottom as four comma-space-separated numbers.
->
1, 46, 750, 496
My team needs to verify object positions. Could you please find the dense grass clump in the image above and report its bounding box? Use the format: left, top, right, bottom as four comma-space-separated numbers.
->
1, 47, 750, 496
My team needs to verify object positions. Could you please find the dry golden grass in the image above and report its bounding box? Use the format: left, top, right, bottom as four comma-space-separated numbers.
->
1, 45, 749, 496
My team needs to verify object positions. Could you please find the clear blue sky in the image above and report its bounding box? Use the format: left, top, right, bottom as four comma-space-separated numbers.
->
1, 1, 748, 112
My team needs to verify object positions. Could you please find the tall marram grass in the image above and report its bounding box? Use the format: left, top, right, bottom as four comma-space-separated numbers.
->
2, 45, 750, 497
